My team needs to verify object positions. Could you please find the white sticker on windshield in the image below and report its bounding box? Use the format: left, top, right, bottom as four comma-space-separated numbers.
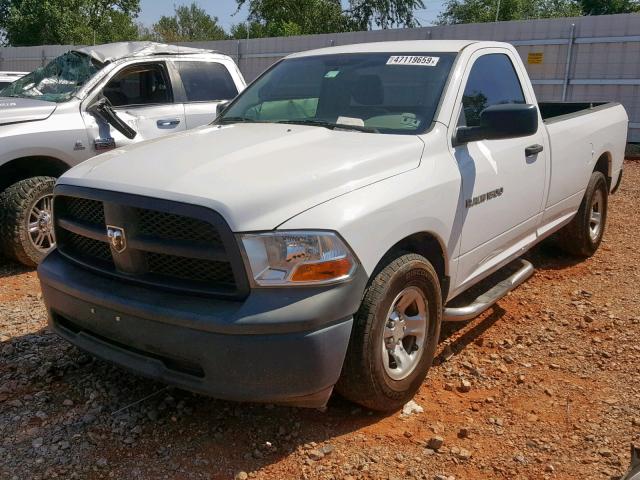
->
386, 55, 440, 66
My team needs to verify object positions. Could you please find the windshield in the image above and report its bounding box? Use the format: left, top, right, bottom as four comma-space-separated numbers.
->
219, 52, 456, 134
0, 52, 101, 103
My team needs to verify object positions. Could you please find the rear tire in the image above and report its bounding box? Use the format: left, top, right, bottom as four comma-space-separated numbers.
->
336, 253, 442, 412
0, 176, 56, 267
556, 171, 608, 257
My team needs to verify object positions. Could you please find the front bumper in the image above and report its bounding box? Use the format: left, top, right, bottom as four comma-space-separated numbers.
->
38, 250, 367, 407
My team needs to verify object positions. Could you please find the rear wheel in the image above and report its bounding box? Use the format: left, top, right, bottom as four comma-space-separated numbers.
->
0, 176, 56, 267
556, 171, 608, 257
336, 253, 442, 412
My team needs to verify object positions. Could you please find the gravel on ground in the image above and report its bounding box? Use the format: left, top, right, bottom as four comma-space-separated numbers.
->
1, 161, 639, 480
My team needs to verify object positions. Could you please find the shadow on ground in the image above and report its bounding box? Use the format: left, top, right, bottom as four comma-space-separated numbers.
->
0, 256, 32, 278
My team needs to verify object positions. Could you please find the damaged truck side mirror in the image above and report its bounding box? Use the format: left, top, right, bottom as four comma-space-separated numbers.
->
87, 97, 137, 140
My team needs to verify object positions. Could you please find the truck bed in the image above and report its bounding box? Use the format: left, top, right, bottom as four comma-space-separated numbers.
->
539, 101, 613, 122
541, 101, 627, 212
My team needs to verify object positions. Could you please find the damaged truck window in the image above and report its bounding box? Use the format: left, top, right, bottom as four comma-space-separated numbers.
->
0, 51, 100, 103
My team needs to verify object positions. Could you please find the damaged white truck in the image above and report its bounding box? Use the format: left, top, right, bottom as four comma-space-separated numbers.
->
38, 41, 627, 411
0, 42, 245, 266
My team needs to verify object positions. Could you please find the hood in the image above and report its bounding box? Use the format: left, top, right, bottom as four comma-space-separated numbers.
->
0, 97, 57, 126
60, 123, 425, 231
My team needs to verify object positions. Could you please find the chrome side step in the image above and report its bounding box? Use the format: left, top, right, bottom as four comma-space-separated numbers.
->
443, 259, 534, 322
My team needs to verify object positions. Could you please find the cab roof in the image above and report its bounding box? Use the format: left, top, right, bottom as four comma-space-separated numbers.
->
288, 40, 480, 59
72, 41, 218, 64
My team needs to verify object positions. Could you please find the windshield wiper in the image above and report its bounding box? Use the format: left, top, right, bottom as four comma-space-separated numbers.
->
278, 119, 378, 133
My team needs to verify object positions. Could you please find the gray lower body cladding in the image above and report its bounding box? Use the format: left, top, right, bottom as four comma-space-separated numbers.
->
38, 250, 366, 407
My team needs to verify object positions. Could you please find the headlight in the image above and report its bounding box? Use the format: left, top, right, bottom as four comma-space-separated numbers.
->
239, 231, 357, 286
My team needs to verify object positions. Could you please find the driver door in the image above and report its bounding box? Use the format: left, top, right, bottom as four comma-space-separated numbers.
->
82, 62, 186, 153
452, 50, 548, 290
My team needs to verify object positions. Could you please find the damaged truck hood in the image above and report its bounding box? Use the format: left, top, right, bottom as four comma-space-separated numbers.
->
0, 97, 57, 125
59, 123, 425, 231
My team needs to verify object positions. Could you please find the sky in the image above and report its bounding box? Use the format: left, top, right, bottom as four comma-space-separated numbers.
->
138, 0, 448, 31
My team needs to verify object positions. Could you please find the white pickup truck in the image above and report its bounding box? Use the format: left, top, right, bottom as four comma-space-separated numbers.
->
38, 40, 627, 411
0, 42, 245, 266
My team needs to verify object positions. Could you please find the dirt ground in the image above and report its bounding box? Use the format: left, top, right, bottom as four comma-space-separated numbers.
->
1, 161, 639, 480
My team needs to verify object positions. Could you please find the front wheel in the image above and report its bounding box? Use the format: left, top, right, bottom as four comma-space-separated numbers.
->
556, 171, 608, 257
336, 253, 442, 412
0, 176, 57, 267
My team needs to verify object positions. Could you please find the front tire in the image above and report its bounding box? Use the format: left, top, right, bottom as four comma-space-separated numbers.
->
0, 176, 57, 267
336, 253, 442, 412
556, 171, 608, 257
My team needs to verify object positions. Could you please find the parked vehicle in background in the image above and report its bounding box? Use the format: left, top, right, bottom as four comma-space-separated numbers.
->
0, 71, 27, 89
0, 42, 245, 266
38, 40, 627, 411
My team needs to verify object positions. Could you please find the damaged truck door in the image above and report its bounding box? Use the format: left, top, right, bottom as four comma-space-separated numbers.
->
86, 97, 137, 144
82, 62, 186, 151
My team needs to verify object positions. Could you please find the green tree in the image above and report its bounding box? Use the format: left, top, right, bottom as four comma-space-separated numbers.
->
235, 0, 430, 34
152, 2, 227, 42
579, 0, 640, 14
437, 0, 582, 24
84, 0, 140, 41
91, 7, 140, 42
136, 23, 155, 41
0, 0, 140, 46
236, 0, 354, 37
228, 21, 268, 39
347, 0, 426, 29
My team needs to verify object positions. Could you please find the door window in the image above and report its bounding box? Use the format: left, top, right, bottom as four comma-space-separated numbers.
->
459, 54, 525, 127
103, 63, 172, 107
177, 61, 238, 102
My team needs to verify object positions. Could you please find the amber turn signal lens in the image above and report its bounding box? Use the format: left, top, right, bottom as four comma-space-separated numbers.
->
290, 257, 353, 283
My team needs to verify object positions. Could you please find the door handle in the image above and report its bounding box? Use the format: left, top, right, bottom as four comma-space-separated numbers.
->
525, 144, 544, 156
157, 119, 181, 128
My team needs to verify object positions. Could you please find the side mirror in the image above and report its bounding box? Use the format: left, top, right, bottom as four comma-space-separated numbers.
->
454, 104, 538, 146
215, 100, 231, 118
87, 97, 137, 140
